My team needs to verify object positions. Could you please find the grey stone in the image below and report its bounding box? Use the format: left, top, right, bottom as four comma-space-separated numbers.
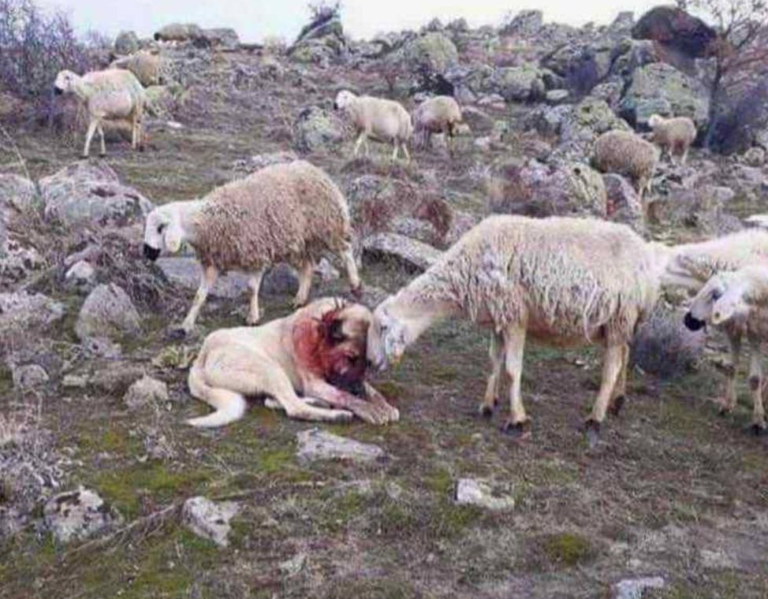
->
546, 89, 570, 105
612, 577, 665, 599
75, 284, 141, 341
182, 496, 239, 547
114, 30, 140, 55
743, 147, 766, 167
201, 28, 239, 50
40, 162, 153, 229
455, 478, 515, 510
43, 487, 122, 544
0, 292, 65, 334
11, 364, 49, 389
124, 375, 169, 410
296, 429, 385, 464
293, 106, 346, 153
603, 174, 645, 234
399, 32, 458, 75
490, 65, 546, 102
501, 10, 543, 37
363, 233, 442, 272
64, 260, 97, 292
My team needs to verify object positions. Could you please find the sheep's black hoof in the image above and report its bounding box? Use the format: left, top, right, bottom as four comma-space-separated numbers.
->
609, 395, 625, 417
167, 325, 189, 340
478, 404, 494, 419
501, 418, 531, 441
748, 423, 766, 437
584, 419, 602, 449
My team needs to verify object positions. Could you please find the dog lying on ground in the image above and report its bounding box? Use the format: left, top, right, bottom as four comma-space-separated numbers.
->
187, 297, 399, 427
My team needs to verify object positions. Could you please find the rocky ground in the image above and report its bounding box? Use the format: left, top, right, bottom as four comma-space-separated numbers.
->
1, 7, 768, 599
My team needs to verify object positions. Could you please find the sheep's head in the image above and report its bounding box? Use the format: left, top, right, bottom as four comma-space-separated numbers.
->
53, 70, 79, 95
334, 90, 357, 111
685, 272, 748, 330
143, 204, 184, 260
367, 299, 410, 371
648, 114, 665, 129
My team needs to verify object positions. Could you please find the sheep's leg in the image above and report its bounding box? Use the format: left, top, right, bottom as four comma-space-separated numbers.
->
246, 269, 265, 325
353, 132, 366, 157
341, 244, 362, 296
179, 265, 218, 336
720, 333, 742, 415
401, 142, 411, 163
391, 141, 399, 161
83, 119, 98, 158
747, 341, 765, 433
480, 332, 506, 417
293, 260, 314, 308
585, 343, 624, 446
500, 327, 529, 439
608, 343, 630, 416
97, 123, 106, 157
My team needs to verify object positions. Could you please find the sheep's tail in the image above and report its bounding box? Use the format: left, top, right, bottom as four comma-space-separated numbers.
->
186, 350, 248, 428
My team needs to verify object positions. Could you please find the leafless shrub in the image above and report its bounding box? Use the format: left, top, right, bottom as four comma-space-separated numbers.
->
631, 306, 705, 378
0, 0, 101, 125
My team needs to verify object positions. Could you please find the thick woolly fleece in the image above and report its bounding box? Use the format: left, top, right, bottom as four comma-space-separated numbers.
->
592, 130, 659, 191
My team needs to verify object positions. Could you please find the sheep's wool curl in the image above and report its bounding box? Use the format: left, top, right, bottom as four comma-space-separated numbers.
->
402, 215, 659, 343
192, 161, 352, 271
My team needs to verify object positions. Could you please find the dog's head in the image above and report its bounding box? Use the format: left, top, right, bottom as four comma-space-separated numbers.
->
293, 299, 373, 394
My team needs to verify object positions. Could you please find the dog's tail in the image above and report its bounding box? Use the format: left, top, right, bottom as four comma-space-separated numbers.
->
186, 349, 248, 428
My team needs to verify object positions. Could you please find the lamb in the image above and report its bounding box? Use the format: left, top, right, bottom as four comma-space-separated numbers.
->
110, 51, 164, 88
648, 114, 697, 164
592, 130, 660, 208
143, 160, 362, 335
54, 69, 146, 158
366, 215, 662, 444
333, 90, 413, 161
684, 265, 768, 433
412, 95, 466, 152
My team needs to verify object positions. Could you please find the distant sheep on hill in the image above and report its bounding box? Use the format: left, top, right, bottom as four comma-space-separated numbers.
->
648, 114, 697, 164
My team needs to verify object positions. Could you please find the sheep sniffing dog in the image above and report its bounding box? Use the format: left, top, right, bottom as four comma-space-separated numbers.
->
143, 160, 362, 335
366, 215, 661, 445
684, 265, 768, 434
187, 298, 399, 427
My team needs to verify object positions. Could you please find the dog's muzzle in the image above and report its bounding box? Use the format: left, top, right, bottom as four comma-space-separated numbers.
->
143, 244, 161, 261
684, 312, 706, 331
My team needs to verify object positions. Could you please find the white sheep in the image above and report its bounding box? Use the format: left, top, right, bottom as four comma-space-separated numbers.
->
54, 69, 146, 158
143, 160, 362, 335
685, 265, 768, 433
366, 215, 661, 444
333, 90, 413, 161
648, 114, 697, 164
412, 95, 466, 152
592, 130, 660, 209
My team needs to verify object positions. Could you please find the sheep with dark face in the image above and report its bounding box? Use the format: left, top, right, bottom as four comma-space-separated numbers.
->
685, 265, 768, 434
143, 160, 361, 335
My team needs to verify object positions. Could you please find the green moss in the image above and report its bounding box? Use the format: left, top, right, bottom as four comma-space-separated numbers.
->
541, 532, 595, 567
425, 467, 453, 496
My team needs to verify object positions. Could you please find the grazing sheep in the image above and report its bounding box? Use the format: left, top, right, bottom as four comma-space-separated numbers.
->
412, 95, 466, 152
54, 69, 146, 158
367, 215, 661, 444
333, 90, 413, 161
659, 228, 768, 292
684, 265, 768, 433
143, 161, 362, 335
188, 297, 398, 427
110, 51, 164, 87
592, 130, 660, 208
648, 114, 697, 164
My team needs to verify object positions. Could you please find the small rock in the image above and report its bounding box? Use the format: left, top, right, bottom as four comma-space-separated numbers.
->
182, 496, 239, 548
612, 577, 665, 599
89, 364, 146, 394
123, 375, 169, 410
314, 258, 340, 281
700, 548, 738, 570
279, 552, 307, 577
743, 147, 766, 167
362, 233, 442, 272
455, 479, 515, 510
293, 106, 346, 153
546, 89, 570, 105
64, 260, 97, 292
296, 428, 385, 464
11, 364, 49, 389
62, 374, 88, 389
43, 487, 122, 543
75, 284, 141, 342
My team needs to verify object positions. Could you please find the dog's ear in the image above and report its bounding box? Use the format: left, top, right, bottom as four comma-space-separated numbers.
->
319, 309, 346, 344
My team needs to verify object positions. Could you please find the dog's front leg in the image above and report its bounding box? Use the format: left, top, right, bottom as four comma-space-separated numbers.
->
303, 379, 399, 425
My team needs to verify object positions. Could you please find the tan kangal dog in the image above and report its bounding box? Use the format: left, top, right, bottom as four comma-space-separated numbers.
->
187, 298, 399, 427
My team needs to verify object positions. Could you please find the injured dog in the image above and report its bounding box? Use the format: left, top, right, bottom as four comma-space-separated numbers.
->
187, 297, 399, 427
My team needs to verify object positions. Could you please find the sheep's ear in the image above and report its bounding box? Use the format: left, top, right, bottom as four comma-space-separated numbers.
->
163, 221, 183, 253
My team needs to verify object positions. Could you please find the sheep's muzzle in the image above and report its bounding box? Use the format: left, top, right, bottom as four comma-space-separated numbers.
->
683, 312, 706, 331
143, 244, 161, 261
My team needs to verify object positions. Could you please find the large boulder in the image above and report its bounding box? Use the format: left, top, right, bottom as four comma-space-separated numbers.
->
400, 33, 458, 76
501, 10, 544, 37
39, 162, 153, 229
620, 62, 709, 128
292, 106, 346, 153
489, 161, 607, 219
489, 65, 546, 102
0, 174, 43, 282
632, 6, 717, 58
200, 28, 240, 50
75, 284, 142, 342
113, 30, 139, 55
542, 41, 614, 93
